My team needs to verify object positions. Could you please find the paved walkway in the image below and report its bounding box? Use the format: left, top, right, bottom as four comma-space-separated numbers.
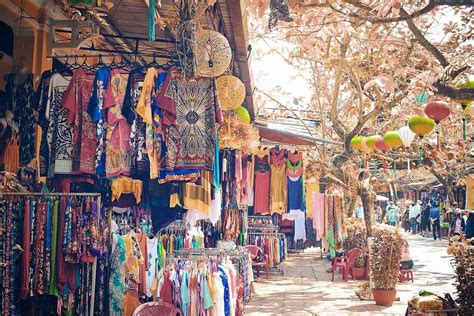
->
246, 234, 455, 315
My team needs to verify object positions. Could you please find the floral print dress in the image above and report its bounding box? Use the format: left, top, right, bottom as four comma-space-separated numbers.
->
109, 234, 126, 315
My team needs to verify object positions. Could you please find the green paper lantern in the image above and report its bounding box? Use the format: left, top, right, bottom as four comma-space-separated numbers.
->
408, 116, 435, 137
235, 106, 251, 124
365, 135, 379, 150
383, 131, 403, 149
351, 136, 364, 151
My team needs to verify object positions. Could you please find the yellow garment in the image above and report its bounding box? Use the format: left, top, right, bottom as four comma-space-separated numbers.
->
111, 176, 142, 203
207, 273, 216, 316
136, 67, 157, 125
465, 176, 474, 209
182, 171, 212, 216
270, 164, 286, 214
123, 231, 145, 316
35, 124, 46, 183
305, 182, 320, 217
1, 135, 19, 174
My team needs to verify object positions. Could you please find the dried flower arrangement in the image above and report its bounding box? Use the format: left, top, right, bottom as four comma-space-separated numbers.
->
447, 235, 474, 315
218, 112, 260, 153
369, 224, 405, 290
344, 217, 367, 268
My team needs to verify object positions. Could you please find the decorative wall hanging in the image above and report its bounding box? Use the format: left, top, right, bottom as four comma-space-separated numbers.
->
424, 101, 451, 124
216, 75, 246, 110
408, 116, 435, 138
194, 30, 232, 77
383, 131, 403, 149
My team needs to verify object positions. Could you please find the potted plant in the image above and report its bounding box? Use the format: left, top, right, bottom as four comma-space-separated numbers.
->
369, 225, 405, 306
344, 218, 368, 279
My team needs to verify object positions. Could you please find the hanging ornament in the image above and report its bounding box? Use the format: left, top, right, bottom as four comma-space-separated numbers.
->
393, 160, 397, 176
216, 75, 246, 110
415, 92, 428, 104
398, 126, 416, 149
365, 135, 379, 151
375, 136, 389, 152
383, 131, 403, 149
407, 158, 411, 173
360, 137, 372, 153
424, 101, 451, 124
462, 118, 467, 141
358, 159, 363, 169
148, 0, 156, 41
235, 106, 251, 124
408, 116, 435, 138
398, 126, 416, 173
418, 147, 423, 166
194, 30, 232, 77
351, 136, 364, 151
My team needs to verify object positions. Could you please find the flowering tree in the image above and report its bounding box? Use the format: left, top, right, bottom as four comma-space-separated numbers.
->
246, 0, 474, 235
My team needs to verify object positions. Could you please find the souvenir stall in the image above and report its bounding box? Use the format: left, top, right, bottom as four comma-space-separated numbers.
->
310, 193, 346, 259
0, 0, 259, 313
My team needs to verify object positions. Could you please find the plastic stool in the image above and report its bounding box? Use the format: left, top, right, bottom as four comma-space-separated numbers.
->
400, 269, 414, 283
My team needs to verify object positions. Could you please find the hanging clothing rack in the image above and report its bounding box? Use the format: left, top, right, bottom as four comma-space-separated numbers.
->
0, 191, 103, 316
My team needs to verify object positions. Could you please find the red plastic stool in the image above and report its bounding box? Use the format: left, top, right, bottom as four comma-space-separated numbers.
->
399, 269, 414, 283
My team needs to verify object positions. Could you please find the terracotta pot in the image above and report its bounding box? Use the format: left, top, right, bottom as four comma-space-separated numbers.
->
372, 289, 397, 306
353, 267, 366, 279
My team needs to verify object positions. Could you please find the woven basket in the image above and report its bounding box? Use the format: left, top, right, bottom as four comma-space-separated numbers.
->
216, 75, 246, 110
194, 30, 232, 77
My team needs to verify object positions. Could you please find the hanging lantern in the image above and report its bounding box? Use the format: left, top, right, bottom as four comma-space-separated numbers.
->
194, 30, 232, 77
408, 116, 435, 138
375, 136, 389, 152
360, 137, 372, 153
398, 126, 416, 173
351, 136, 364, 151
398, 126, 416, 149
365, 135, 379, 151
235, 106, 251, 124
424, 101, 451, 124
383, 131, 403, 149
216, 75, 246, 110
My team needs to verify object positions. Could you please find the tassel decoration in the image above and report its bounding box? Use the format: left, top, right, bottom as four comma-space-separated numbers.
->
418, 147, 423, 166
148, 0, 156, 41
463, 118, 467, 141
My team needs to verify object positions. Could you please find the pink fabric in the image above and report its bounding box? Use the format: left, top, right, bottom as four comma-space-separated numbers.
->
312, 192, 325, 240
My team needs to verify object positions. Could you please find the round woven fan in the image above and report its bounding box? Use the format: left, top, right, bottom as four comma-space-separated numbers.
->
194, 30, 232, 77
216, 75, 246, 110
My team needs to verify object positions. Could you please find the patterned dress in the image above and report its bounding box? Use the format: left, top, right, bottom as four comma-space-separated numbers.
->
123, 68, 149, 179
46, 73, 73, 176
5, 73, 36, 166
109, 235, 126, 316
159, 75, 221, 171
63, 68, 96, 175
254, 151, 271, 214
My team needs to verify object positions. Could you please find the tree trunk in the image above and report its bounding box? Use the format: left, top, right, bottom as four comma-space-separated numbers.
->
346, 195, 357, 217
360, 183, 376, 237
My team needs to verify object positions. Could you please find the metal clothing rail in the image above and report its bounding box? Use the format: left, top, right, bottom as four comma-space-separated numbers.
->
0, 191, 102, 316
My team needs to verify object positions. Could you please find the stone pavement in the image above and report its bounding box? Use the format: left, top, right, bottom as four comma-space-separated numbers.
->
245, 234, 456, 316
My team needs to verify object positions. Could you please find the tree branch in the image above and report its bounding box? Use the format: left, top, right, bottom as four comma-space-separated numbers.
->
400, 7, 449, 68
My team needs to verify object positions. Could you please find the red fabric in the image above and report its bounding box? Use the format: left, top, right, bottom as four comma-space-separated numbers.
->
20, 199, 30, 299
137, 232, 149, 296
160, 271, 173, 304
57, 196, 76, 292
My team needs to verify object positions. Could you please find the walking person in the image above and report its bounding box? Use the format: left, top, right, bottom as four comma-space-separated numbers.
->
430, 202, 441, 240
449, 210, 465, 236
386, 202, 396, 226
421, 202, 431, 237
409, 201, 421, 234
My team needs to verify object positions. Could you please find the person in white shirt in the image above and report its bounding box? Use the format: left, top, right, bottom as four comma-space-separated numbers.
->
409, 201, 422, 234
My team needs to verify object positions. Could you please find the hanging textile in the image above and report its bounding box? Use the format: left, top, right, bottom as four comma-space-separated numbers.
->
5, 73, 36, 166
253, 150, 270, 215
123, 67, 150, 179
46, 73, 73, 176
63, 68, 96, 175
269, 148, 287, 215
103, 68, 132, 178
158, 74, 223, 171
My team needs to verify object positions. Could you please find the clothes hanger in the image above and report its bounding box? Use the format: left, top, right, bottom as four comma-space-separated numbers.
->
147, 54, 159, 69
71, 55, 81, 70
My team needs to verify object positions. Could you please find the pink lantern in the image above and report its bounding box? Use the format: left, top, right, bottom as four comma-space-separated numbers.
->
375, 136, 389, 152
424, 101, 451, 124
